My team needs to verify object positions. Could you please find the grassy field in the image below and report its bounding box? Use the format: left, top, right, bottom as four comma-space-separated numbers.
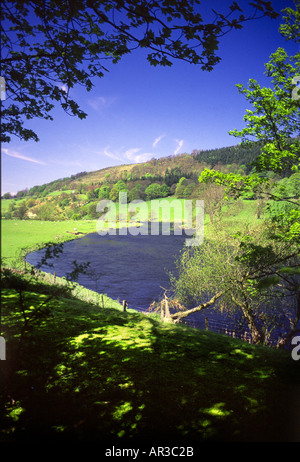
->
1, 219, 97, 267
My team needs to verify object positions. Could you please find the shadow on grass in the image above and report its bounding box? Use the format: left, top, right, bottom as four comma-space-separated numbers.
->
1, 289, 300, 443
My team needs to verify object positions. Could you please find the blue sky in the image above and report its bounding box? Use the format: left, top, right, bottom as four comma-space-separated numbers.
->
1, 0, 299, 195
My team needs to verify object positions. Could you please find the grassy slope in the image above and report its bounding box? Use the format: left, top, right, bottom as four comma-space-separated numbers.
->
1, 287, 300, 443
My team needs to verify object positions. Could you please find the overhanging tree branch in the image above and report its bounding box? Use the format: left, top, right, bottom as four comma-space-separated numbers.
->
170, 290, 225, 322
1, 0, 280, 142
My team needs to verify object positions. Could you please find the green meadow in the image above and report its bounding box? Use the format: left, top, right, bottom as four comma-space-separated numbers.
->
1, 219, 97, 266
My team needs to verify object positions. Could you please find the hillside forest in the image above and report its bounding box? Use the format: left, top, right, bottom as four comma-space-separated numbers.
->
1, 142, 290, 221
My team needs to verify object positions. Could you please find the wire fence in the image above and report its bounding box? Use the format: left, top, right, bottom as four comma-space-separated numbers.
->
181, 316, 253, 343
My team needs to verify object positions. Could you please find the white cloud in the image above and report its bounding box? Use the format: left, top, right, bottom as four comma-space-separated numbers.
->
88, 96, 116, 112
174, 139, 184, 155
60, 84, 68, 93
125, 148, 153, 163
124, 148, 141, 161
103, 146, 124, 161
93, 145, 154, 164
2, 148, 46, 165
153, 134, 165, 148
57, 83, 68, 93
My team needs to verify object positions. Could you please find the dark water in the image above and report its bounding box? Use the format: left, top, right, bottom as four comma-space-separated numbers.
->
26, 227, 188, 312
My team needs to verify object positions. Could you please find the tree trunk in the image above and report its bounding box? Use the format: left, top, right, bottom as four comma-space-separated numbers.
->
170, 291, 224, 323
240, 303, 264, 344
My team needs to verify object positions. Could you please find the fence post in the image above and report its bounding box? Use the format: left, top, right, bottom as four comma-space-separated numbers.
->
101, 294, 104, 309
54, 271, 56, 283
205, 317, 209, 330
164, 295, 170, 320
160, 301, 165, 322
123, 300, 127, 312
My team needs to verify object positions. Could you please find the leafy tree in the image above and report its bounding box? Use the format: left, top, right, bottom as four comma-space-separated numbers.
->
145, 182, 169, 200
98, 185, 111, 200
7, 201, 16, 218
109, 186, 119, 202
2, 192, 12, 199
25, 198, 36, 208
199, 183, 227, 224
266, 172, 300, 219
87, 189, 98, 201
1, 0, 279, 142
128, 183, 144, 201
170, 227, 299, 346
13, 203, 28, 219
59, 197, 70, 208
109, 180, 129, 201
169, 4, 300, 347
35, 202, 57, 220
175, 177, 196, 198
160, 183, 171, 198
87, 202, 98, 218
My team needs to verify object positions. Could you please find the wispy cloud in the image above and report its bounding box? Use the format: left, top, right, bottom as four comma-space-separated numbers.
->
88, 95, 116, 112
2, 148, 46, 165
124, 148, 153, 163
56, 82, 68, 93
153, 134, 165, 148
100, 146, 153, 164
174, 139, 184, 155
102, 146, 124, 161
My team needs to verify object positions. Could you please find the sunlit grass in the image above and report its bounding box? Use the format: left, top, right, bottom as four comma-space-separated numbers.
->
1, 281, 299, 443
1, 218, 97, 266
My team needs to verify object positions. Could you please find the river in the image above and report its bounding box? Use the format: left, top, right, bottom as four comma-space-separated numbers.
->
26, 226, 188, 312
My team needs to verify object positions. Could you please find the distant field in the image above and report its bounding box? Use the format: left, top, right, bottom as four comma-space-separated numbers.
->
1, 197, 25, 212
1, 219, 97, 266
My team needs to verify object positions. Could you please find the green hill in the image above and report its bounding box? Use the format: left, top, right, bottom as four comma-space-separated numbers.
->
1, 144, 259, 221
